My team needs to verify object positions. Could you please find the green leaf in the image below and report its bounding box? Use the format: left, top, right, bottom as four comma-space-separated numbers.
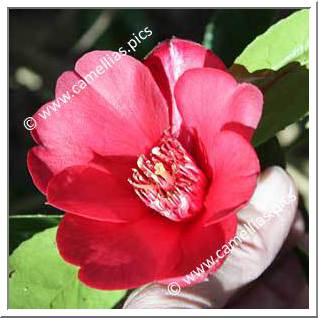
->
256, 136, 286, 170
252, 64, 309, 146
9, 214, 62, 254
231, 9, 309, 146
9, 227, 126, 309
203, 9, 277, 66
234, 9, 309, 72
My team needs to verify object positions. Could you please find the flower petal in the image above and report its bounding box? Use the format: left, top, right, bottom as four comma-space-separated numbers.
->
144, 38, 226, 133
47, 156, 149, 222
28, 51, 168, 193
203, 131, 260, 225
174, 68, 263, 147
160, 214, 238, 287
74, 51, 168, 144
56, 213, 181, 290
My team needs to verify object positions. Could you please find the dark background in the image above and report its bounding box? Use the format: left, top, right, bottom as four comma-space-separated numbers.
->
10, 9, 307, 253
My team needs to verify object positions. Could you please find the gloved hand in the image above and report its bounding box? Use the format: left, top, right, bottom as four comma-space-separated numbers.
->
123, 166, 308, 309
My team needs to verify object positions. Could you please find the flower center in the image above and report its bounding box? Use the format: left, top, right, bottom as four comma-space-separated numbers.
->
128, 131, 207, 222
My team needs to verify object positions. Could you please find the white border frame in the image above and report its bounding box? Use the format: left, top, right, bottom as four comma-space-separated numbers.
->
2, 0, 316, 316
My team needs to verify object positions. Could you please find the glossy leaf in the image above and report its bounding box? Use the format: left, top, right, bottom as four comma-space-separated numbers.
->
9, 214, 62, 254
231, 9, 309, 146
9, 227, 126, 309
252, 65, 309, 146
203, 9, 276, 66
234, 9, 309, 72
256, 136, 286, 170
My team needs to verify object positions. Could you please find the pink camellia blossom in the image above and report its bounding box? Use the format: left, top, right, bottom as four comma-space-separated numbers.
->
28, 38, 263, 290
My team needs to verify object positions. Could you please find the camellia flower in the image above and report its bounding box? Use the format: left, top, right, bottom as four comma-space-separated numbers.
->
28, 38, 263, 290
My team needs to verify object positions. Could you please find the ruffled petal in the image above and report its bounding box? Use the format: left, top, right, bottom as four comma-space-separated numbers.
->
160, 214, 238, 287
28, 51, 168, 193
47, 156, 149, 222
174, 68, 263, 150
144, 38, 226, 133
203, 131, 260, 225
56, 213, 182, 290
